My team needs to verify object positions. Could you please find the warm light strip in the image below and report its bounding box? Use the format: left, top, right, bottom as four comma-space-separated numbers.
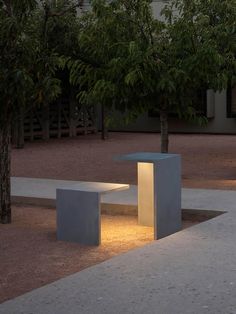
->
137, 162, 154, 227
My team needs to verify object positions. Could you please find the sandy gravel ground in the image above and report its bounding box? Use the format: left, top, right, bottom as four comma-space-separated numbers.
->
11, 132, 236, 190
0, 205, 196, 303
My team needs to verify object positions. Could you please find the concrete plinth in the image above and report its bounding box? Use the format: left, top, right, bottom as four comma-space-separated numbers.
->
117, 152, 182, 239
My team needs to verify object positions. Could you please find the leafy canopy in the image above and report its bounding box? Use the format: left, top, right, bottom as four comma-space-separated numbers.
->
69, 0, 236, 123
0, 0, 75, 128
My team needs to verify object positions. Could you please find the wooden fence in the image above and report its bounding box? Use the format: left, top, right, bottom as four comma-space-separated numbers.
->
12, 98, 97, 148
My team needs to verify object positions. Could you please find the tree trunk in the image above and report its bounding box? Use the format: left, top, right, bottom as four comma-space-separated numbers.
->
160, 110, 169, 153
12, 106, 24, 149
0, 124, 11, 224
15, 118, 24, 149
101, 103, 108, 140
15, 114, 24, 149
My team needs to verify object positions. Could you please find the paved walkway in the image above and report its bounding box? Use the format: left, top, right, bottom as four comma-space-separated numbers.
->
2, 178, 236, 313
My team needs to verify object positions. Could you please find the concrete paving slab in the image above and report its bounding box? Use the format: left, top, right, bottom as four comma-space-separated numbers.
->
5, 178, 236, 313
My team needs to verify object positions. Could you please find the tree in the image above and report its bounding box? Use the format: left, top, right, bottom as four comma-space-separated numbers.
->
0, 0, 62, 223
0, 0, 88, 224
12, 1, 90, 147
0, 0, 37, 223
69, 0, 152, 139
69, 0, 236, 152
159, 0, 236, 151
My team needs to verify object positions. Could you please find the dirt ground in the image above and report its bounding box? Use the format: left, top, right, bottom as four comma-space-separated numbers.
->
11, 132, 236, 190
1, 132, 236, 303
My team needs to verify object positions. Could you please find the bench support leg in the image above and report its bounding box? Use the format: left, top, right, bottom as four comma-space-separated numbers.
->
137, 156, 182, 240
154, 157, 182, 240
57, 189, 101, 246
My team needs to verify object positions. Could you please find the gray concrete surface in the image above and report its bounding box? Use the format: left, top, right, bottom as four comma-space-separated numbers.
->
4, 180, 236, 313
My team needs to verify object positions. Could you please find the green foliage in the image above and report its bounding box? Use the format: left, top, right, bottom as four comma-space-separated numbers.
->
68, 0, 236, 126
0, 0, 81, 129
0, 0, 36, 126
39, 0, 80, 56
0, 0, 235, 130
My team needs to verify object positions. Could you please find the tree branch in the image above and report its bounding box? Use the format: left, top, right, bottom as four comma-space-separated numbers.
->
1, 0, 12, 16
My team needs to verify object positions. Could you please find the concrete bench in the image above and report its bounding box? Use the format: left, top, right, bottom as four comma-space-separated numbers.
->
56, 182, 129, 246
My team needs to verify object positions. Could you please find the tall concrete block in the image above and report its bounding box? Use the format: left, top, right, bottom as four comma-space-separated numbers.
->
117, 153, 182, 240
153, 155, 181, 239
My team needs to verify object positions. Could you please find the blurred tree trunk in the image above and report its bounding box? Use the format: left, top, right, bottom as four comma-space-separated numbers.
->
101, 103, 108, 140
0, 123, 11, 223
160, 109, 169, 153
13, 108, 25, 149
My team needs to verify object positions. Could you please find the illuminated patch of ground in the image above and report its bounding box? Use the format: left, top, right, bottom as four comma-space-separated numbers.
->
0, 204, 198, 303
